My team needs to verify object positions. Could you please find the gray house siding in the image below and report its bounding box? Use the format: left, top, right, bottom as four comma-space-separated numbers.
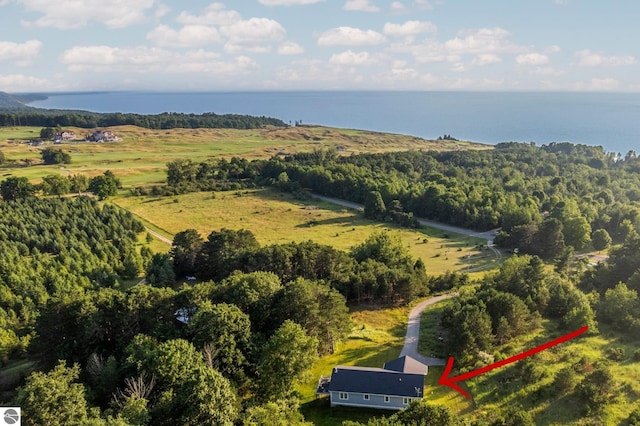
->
323, 356, 427, 411
329, 391, 418, 410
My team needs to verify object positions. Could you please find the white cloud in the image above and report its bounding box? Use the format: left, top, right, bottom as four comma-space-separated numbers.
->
516, 53, 549, 66
18, 0, 154, 29
343, 0, 379, 12
277, 58, 365, 87
147, 24, 221, 48
526, 67, 558, 76
0, 40, 42, 65
61, 45, 257, 75
390, 1, 409, 14
445, 27, 524, 55
372, 67, 420, 87
414, 0, 435, 9
447, 77, 505, 90
329, 50, 376, 65
220, 17, 286, 53
571, 78, 621, 91
278, 41, 304, 55
317, 27, 385, 46
390, 67, 419, 78
383, 20, 436, 36
62, 45, 173, 69
0, 73, 49, 90
177, 3, 241, 26
259, 0, 323, 4
154, 3, 170, 18
394, 39, 458, 63
172, 5, 287, 53
545, 45, 561, 54
575, 49, 637, 67
451, 62, 467, 73
472, 54, 501, 66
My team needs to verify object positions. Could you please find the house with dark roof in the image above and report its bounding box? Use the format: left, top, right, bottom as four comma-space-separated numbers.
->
316, 355, 428, 410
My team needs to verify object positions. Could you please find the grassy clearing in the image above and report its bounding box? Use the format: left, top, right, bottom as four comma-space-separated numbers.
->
300, 304, 410, 425
446, 320, 640, 425
113, 188, 497, 276
0, 125, 489, 187
300, 298, 475, 425
417, 298, 453, 359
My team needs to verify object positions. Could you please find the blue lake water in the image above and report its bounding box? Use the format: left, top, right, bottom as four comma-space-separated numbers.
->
31, 91, 640, 154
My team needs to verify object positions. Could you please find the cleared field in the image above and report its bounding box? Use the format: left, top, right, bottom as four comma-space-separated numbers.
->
113, 188, 499, 276
0, 125, 489, 187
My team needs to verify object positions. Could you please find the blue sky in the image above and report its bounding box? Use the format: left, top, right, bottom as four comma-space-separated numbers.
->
1, 0, 639, 92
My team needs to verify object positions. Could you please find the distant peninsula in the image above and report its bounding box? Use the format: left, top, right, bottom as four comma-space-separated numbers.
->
0, 91, 287, 130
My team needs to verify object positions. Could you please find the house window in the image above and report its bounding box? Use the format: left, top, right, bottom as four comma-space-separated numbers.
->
403, 397, 412, 405
339, 392, 349, 400
363, 394, 370, 401
384, 396, 390, 403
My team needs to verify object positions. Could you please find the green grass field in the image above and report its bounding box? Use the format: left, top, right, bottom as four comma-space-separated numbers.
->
113, 188, 498, 276
0, 125, 489, 187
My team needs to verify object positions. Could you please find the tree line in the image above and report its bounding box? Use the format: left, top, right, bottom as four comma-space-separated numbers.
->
0, 170, 121, 201
0, 110, 286, 130
150, 227, 429, 307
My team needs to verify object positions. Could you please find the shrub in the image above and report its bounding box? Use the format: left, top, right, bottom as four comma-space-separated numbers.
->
606, 347, 625, 361
553, 366, 578, 394
629, 406, 640, 426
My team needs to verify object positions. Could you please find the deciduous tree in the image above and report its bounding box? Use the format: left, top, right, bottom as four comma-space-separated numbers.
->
256, 320, 318, 402
15, 361, 96, 426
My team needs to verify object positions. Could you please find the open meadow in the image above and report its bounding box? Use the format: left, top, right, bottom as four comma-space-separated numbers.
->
0, 125, 488, 187
113, 188, 498, 276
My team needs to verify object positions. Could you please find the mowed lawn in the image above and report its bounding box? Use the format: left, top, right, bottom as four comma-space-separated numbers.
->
114, 188, 498, 276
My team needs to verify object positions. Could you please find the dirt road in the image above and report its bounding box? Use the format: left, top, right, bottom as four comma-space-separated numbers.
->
399, 293, 458, 366
145, 227, 172, 245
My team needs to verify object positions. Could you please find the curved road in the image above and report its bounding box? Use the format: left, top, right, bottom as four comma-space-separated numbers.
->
399, 293, 458, 366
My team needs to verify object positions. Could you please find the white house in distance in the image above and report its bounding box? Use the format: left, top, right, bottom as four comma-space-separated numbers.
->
316, 355, 428, 410
88, 130, 120, 142
53, 130, 76, 142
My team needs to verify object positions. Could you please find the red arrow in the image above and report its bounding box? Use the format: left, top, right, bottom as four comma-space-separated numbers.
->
438, 325, 588, 399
